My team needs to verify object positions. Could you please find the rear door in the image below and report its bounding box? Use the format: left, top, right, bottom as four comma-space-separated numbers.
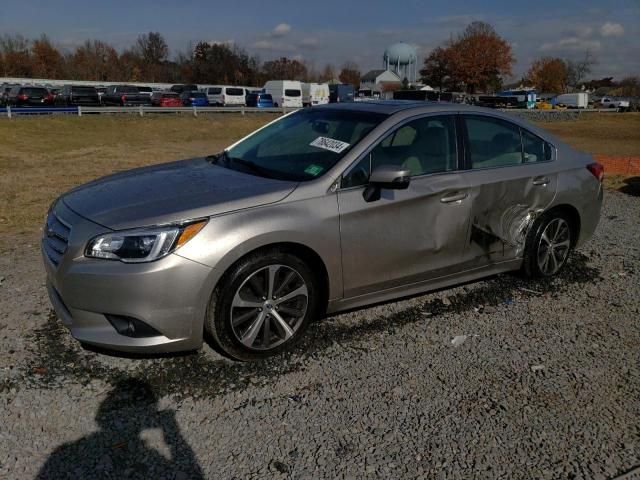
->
337, 114, 472, 298
459, 114, 558, 265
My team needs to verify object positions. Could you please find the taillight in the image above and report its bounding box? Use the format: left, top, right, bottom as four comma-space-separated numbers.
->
587, 162, 604, 182
121, 95, 127, 103
17, 94, 28, 101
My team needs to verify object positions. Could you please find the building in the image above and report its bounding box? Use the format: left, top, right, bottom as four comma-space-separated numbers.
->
360, 69, 402, 95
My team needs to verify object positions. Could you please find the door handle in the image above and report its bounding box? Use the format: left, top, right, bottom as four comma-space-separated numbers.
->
532, 176, 550, 186
440, 192, 468, 203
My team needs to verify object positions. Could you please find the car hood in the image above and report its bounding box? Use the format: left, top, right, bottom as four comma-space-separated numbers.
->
62, 157, 297, 230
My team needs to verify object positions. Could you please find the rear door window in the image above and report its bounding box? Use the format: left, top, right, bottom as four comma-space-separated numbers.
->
208, 87, 222, 94
285, 89, 301, 97
463, 115, 523, 169
226, 88, 244, 96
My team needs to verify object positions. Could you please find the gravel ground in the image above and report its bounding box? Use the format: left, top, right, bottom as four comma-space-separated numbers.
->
0, 189, 638, 479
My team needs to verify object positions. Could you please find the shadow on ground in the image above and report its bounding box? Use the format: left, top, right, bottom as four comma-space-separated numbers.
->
619, 176, 640, 197
22, 252, 600, 400
35, 378, 204, 479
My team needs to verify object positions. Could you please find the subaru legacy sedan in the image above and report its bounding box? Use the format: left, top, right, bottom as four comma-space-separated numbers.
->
43, 102, 603, 360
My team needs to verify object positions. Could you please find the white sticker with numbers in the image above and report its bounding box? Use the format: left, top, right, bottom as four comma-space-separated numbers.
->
309, 136, 350, 154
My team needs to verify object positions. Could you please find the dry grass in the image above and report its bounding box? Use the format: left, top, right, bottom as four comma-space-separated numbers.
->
1, 112, 638, 237
0, 114, 278, 235
534, 113, 640, 157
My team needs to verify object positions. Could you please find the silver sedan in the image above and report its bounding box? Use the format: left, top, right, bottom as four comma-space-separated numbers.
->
42, 102, 603, 360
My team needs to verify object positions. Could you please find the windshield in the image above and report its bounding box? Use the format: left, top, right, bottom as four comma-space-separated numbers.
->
224, 109, 387, 181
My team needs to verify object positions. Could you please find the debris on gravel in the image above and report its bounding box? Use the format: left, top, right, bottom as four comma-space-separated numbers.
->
1, 190, 639, 479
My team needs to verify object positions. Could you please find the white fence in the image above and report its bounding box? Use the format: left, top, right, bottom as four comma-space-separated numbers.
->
0, 105, 298, 118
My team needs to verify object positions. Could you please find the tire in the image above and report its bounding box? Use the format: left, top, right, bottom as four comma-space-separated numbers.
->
205, 249, 320, 361
522, 211, 573, 278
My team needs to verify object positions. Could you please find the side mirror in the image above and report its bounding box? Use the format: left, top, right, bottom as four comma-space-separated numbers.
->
363, 165, 411, 202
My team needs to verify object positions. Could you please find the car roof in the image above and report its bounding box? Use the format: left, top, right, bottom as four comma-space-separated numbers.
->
317, 100, 528, 120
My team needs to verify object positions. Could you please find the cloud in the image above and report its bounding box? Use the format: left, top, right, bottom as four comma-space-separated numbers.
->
539, 37, 602, 52
253, 40, 276, 49
271, 23, 292, 37
251, 39, 295, 52
208, 39, 234, 46
600, 22, 624, 37
300, 37, 319, 49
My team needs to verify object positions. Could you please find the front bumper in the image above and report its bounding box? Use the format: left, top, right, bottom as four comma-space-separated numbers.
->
42, 200, 214, 353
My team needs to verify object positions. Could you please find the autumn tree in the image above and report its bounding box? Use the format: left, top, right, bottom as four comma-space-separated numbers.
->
31, 35, 64, 78
449, 21, 514, 93
527, 57, 569, 93
262, 57, 307, 80
339, 61, 361, 89
565, 50, 597, 89
134, 32, 169, 82
70, 40, 120, 81
419, 46, 454, 91
0, 34, 32, 77
617, 76, 640, 97
321, 63, 336, 82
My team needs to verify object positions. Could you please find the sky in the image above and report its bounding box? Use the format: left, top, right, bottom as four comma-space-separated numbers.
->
1, 0, 638, 80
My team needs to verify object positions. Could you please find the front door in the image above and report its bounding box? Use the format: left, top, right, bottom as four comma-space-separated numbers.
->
337, 114, 472, 299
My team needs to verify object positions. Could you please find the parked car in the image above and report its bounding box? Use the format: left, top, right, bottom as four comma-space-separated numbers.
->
101, 85, 152, 106
170, 84, 199, 94
203, 86, 246, 106
180, 91, 209, 106
302, 83, 330, 106
246, 92, 274, 108
55, 85, 101, 106
600, 97, 630, 110
151, 91, 182, 107
137, 86, 153, 97
42, 102, 603, 360
5, 86, 55, 107
329, 83, 355, 103
263, 80, 303, 108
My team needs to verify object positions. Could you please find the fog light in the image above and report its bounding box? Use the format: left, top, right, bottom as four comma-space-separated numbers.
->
105, 314, 161, 338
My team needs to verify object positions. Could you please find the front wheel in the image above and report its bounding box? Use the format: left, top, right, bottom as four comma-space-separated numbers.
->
206, 250, 319, 361
522, 212, 573, 277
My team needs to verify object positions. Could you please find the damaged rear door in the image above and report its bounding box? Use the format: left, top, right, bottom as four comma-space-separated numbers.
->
459, 114, 558, 265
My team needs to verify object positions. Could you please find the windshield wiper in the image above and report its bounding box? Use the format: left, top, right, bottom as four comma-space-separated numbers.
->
206, 150, 228, 164
226, 156, 278, 179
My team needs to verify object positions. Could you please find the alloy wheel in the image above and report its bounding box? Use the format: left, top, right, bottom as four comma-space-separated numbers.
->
230, 264, 308, 350
537, 218, 571, 276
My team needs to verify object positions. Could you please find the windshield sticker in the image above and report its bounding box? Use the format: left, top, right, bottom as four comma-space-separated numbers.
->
304, 164, 324, 176
310, 136, 350, 154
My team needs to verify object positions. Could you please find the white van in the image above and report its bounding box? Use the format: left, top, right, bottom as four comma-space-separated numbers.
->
301, 83, 330, 106
263, 80, 303, 108
203, 85, 246, 106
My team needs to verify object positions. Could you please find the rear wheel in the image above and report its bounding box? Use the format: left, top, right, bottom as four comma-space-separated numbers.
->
523, 212, 573, 277
206, 250, 319, 361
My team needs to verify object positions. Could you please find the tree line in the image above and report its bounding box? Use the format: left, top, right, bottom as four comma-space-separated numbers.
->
0, 32, 361, 87
1, 26, 638, 96
419, 21, 639, 96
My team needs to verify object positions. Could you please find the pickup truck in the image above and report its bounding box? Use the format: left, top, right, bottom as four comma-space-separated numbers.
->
101, 85, 152, 106
600, 97, 630, 110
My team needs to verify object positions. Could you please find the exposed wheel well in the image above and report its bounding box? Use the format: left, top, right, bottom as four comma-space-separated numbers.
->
217, 242, 330, 316
546, 204, 581, 247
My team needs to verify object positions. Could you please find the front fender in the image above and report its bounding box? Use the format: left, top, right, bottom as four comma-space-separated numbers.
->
176, 194, 343, 302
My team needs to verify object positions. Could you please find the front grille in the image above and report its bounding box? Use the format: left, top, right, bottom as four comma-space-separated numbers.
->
43, 209, 71, 266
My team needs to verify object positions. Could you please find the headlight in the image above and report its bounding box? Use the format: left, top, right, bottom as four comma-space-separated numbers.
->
85, 220, 207, 263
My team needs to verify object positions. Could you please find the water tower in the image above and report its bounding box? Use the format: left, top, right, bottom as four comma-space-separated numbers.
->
383, 42, 418, 83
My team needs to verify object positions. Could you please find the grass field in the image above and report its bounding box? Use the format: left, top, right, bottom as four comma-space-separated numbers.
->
1, 112, 638, 236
